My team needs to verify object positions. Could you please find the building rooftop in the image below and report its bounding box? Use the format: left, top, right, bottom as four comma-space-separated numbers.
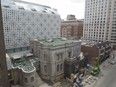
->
81, 40, 110, 48
61, 20, 83, 23
2, 0, 58, 15
9, 51, 36, 73
36, 38, 79, 46
12, 58, 35, 73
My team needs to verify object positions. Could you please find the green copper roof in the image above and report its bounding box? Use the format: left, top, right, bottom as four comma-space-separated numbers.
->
38, 38, 76, 46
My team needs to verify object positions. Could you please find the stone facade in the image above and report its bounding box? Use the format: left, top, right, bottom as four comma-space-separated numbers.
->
10, 52, 42, 87
13, 68, 37, 87
30, 38, 81, 81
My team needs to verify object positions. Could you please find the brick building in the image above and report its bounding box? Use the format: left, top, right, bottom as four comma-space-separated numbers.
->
61, 20, 83, 39
66, 14, 76, 20
81, 41, 112, 66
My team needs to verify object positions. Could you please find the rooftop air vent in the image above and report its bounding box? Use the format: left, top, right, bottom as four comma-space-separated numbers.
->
34, 39, 38, 41
47, 39, 53, 42
61, 38, 67, 41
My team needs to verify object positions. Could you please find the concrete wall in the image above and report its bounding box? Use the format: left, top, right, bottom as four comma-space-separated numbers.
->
22, 71, 37, 87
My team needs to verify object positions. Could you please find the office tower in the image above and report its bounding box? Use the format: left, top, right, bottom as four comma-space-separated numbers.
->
0, 0, 9, 87
83, 0, 116, 47
1, 0, 61, 53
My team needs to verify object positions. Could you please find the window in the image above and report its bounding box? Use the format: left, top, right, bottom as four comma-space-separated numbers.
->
3, 5, 10, 8
60, 64, 63, 70
18, 6, 25, 10
44, 65, 47, 72
51, 11, 55, 14
24, 78, 28, 83
31, 8, 37, 12
31, 77, 34, 82
31, 49, 34, 53
56, 53, 63, 60
68, 51, 72, 58
43, 53, 47, 61
57, 65, 59, 71
42, 10, 46, 13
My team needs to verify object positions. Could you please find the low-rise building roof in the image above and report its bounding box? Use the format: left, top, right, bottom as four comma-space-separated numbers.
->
12, 58, 35, 73
81, 40, 110, 48
35, 38, 80, 46
8, 51, 36, 73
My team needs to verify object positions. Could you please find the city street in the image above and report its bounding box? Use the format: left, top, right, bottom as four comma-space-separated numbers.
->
95, 51, 116, 87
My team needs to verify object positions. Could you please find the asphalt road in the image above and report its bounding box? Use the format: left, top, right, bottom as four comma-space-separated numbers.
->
96, 51, 116, 87
96, 66, 116, 87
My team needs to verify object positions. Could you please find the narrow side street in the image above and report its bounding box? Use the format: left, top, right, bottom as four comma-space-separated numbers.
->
95, 51, 116, 87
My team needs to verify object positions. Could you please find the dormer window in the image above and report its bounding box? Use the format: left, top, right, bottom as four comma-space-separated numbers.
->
51, 11, 55, 14
31, 8, 37, 12
3, 5, 10, 8
18, 6, 25, 10
44, 8, 47, 10
42, 10, 46, 13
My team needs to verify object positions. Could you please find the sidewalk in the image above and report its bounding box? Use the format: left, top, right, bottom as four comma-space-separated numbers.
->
95, 51, 116, 87
99, 54, 116, 76
82, 75, 98, 87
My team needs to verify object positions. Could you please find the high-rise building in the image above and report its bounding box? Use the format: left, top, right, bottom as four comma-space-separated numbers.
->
83, 0, 116, 48
1, 0, 61, 53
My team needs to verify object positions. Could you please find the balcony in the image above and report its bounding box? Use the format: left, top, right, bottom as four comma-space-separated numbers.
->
105, 50, 109, 53
100, 52, 104, 56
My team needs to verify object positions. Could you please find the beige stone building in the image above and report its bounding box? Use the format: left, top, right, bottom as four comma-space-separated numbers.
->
30, 38, 81, 81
